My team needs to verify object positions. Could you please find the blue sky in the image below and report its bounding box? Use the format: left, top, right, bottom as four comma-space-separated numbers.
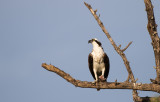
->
0, 0, 160, 102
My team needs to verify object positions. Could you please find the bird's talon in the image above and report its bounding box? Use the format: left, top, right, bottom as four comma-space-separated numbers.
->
99, 75, 106, 82
92, 80, 98, 84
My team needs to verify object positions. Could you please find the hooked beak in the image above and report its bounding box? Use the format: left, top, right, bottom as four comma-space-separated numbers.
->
88, 40, 92, 44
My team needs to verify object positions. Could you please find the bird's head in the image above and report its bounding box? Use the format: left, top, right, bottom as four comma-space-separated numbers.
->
88, 38, 102, 46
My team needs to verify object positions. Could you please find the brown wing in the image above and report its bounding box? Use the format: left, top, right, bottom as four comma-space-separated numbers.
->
88, 53, 95, 80
104, 53, 110, 79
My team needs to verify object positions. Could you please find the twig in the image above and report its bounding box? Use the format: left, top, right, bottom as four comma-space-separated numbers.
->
122, 41, 133, 52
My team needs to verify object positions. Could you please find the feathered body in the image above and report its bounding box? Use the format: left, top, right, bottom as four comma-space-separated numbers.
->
88, 38, 110, 83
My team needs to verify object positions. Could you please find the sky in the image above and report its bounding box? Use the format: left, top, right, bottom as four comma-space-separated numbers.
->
0, 0, 160, 102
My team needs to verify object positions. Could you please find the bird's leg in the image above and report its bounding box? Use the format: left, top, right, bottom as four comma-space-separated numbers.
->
99, 68, 106, 81
92, 69, 98, 83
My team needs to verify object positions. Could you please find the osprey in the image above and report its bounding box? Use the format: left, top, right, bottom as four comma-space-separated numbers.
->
88, 38, 110, 83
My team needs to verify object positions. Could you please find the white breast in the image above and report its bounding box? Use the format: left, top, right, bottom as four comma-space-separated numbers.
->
91, 44, 105, 73
91, 42, 104, 64
93, 60, 105, 73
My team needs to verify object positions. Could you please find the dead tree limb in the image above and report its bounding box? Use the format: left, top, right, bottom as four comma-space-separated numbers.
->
144, 0, 160, 84
42, 63, 160, 93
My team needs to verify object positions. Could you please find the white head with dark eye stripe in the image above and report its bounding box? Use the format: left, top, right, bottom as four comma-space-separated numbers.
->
88, 38, 103, 52
88, 38, 102, 46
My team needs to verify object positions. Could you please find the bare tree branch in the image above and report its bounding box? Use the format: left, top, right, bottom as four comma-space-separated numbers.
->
42, 63, 160, 93
122, 41, 133, 52
144, 0, 160, 84
132, 90, 142, 102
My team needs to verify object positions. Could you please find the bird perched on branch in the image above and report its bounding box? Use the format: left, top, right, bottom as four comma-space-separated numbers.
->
88, 38, 110, 83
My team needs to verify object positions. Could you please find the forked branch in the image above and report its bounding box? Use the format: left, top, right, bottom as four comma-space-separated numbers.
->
122, 41, 133, 52
84, 2, 140, 101
84, 2, 135, 84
